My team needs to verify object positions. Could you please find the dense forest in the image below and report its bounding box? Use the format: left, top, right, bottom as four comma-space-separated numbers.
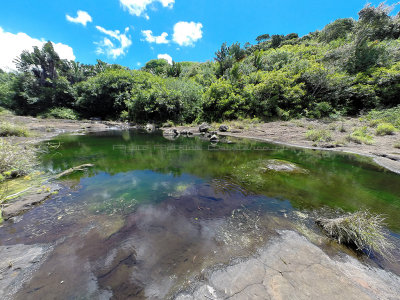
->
1, 3, 400, 124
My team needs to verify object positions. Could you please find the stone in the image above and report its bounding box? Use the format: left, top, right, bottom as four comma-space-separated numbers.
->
199, 123, 210, 133
261, 159, 308, 173
163, 129, 179, 136
219, 125, 229, 132
145, 123, 156, 132
210, 135, 219, 142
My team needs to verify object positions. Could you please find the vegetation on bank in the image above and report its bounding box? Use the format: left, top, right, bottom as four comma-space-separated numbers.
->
0, 121, 31, 137
0, 3, 399, 124
0, 139, 36, 181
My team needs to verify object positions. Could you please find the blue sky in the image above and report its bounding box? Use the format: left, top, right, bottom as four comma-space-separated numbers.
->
0, 0, 398, 70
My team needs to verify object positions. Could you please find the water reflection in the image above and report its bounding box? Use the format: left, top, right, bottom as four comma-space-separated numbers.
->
0, 130, 399, 298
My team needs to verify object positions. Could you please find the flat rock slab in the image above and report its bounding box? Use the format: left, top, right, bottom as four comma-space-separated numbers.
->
175, 231, 400, 300
2, 185, 60, 220
0, 243, 53, 300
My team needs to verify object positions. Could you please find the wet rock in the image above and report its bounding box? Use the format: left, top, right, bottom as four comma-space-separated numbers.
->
210, 135, 219, 142
175, 231, 400, 300
199, 123, 210, 133
0, 243, 53, 299
219, 125, 229, 132
163, 129, 179, 136
2, 185, 60, 220
146, 123, 156, 132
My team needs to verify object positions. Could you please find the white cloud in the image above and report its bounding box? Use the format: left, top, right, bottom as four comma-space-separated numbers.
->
95, 26, 132, 59
157, 53, 172, 64
172, 21, 203, 46
0, 27, 75, 71
120, 0, 174, 18
141, 30, 169, 44
66, 10, 92, 26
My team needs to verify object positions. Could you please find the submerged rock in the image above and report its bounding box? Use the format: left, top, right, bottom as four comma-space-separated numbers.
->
0, 243, 53, 299
175, 230, 400, 300
261, 159, 308, 173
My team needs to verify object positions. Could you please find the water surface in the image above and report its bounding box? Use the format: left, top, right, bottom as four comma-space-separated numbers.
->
1, 130, 399, 299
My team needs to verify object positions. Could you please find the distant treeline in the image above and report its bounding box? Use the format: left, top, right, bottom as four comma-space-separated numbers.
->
1, 3, 400, 124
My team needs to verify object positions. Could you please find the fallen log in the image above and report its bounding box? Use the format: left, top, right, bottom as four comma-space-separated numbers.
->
53, 164, 94, 179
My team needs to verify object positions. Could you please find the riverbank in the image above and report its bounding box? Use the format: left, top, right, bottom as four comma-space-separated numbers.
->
163, 118, 400, 174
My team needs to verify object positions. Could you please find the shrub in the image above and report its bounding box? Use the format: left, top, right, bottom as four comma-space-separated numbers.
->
347, 127, 374, 144
364, 106, 400, 129
305, 129, 332, 142
40, 107, 79, 120
0, 122, 30, 137
0, 139, 36, 178
316, 210, 394, 258
376, 122, 396, 136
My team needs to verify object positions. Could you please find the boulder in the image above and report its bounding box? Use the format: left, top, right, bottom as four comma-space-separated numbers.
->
219, 125, 229, 132
199, 123, 210, 133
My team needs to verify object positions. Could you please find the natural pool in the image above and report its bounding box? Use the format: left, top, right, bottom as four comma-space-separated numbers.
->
1, 130, 399, 299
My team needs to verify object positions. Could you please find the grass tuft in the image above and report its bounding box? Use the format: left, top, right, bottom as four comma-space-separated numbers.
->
316, 210, 394, 259
347, 127, 374, 145
305, 129, 332, 142
376, 123, 396, 136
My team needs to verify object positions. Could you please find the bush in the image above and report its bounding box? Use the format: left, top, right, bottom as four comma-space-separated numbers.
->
316, 210, 394, 258
305, 129, 332, 142
347, 127, 374, 144
0, 139, 36, 178
364, 105, 400, 129
376, 122, 396, 135
0, 122, 30, 137
39, 107, 80, 120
